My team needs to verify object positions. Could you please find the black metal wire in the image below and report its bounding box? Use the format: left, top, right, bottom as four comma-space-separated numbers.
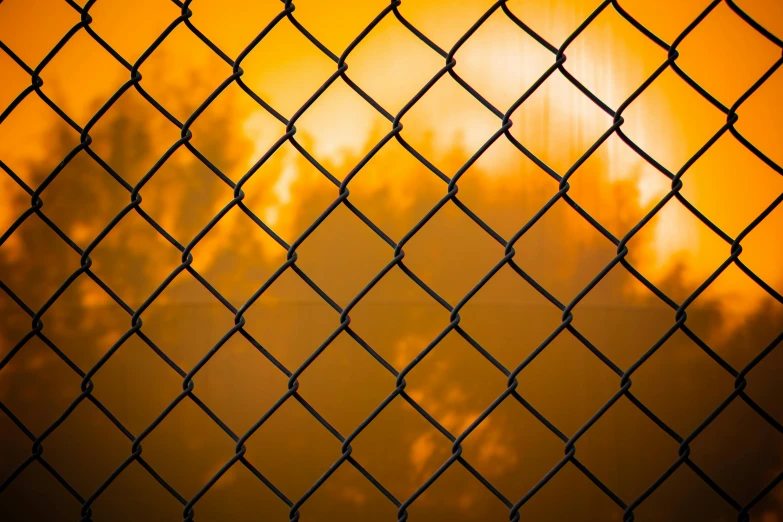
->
0, 0, 781, 520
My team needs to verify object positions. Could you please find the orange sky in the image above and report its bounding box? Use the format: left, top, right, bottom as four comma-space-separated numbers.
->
0, 0, 782, 326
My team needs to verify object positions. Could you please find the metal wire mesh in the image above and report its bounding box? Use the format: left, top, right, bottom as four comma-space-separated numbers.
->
0, 0, 781, 520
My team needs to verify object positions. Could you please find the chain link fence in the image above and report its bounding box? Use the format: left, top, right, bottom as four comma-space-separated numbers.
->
0, 0, 782, 520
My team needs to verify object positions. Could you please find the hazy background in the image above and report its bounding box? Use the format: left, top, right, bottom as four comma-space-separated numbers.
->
0, 0, 782, 520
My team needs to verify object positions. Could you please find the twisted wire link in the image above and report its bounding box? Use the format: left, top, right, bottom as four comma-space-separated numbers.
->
0, 0, 781, 521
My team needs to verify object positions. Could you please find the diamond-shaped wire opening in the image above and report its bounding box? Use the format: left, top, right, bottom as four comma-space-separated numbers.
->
625, 197, 730, 304
687, 262, 783, 370
453, 7, 554, 111
141, 397, 237, 499
512, 199, 617, 305
187, 81, 287, 182
138, 146, 235, 246
298, 331, 395, 435
37, 150, 127, 249
293, 77, 387, 180
571, 264, 673, 370
295, 202, 391, 307
461, 396, 564, 501
0, 336, 81, 435
244, 397, 340, 502
43, 400, 130, 497
508, 71, 614, 176
350, 395, 453, 500
346, 138, 445, 243
137, 23, 232, 123
564, 5, 668, 111
240, 18, 336, 119
568, 133, 672, 240
348, 265, 450, 372
456, 132, 561, 239
619, 67, 726, 175
39, 29, 128, 126
0, 214, 81, 311
241, 266, 339, 371
141, 271, 236, 371
0, 94, 81, 188
91, 334, 183, 435
87, 87, 182, 186
675, 1, 782, 107
341, 11, 444, 114
239, 140, 336, 246
631, 329, 735, 435
195, 334, 288, 435
405, 330, 507, 434
516, 329, 619, 436
690, 399, 783, 505
188, 205, 287, 308
403, 199, 505, 305
578, 396, 680, 503
680, 134, 783, 239
399, 74, 500, 177
89, 209, 183, 310
460, 264, 562, 370
40, 274, 127, 370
